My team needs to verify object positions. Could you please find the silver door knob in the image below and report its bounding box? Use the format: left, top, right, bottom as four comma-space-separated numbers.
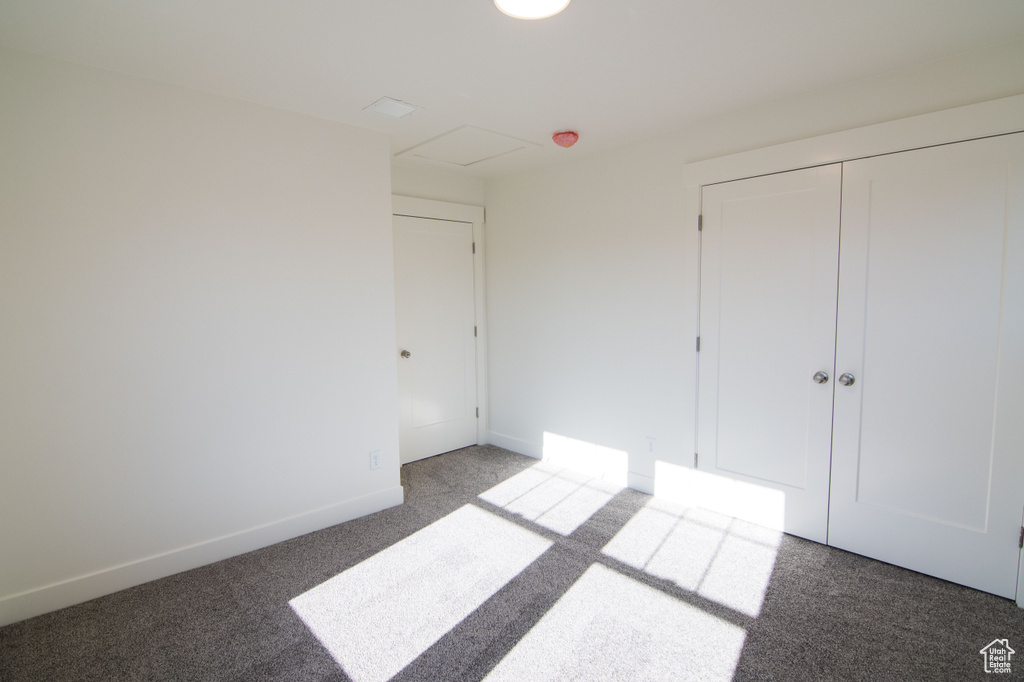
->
400, 350, 411, 358
812, 371, 829, 384
839, 372, 855, 386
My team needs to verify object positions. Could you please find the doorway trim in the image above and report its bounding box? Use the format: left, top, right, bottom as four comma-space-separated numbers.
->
392, 195, 488, 447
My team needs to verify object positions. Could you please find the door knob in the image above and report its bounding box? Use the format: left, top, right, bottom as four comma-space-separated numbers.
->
839, 372, 855, 386
400, 350, 411, 358
812, 371, 829, 384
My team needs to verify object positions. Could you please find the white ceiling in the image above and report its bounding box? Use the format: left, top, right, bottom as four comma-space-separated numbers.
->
2, 0, 1023, 178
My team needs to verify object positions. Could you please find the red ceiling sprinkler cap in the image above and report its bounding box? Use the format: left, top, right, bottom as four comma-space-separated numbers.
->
552, 131, 579, 148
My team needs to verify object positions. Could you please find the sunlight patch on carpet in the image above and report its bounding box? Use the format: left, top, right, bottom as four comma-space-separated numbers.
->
602, 497, 781, 617
477, 432, 625, 535
289, 504, 551, 682
483, 563, 746, 681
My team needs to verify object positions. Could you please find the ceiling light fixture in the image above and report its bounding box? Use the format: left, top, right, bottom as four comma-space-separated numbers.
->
494, 0, 570, 20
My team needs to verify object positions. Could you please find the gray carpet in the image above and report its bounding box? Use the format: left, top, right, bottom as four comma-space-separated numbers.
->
1, 444, 1021, 681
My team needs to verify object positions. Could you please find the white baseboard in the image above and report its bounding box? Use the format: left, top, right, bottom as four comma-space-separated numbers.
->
0, 485, 404, 627
628, 471, 655, 495
487, 431, 541, 459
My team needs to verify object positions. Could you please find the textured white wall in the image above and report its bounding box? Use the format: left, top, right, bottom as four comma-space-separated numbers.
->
483, 38, 1024, 490
0, 48, 401, 625
484, 141, 694, 489
390, 165, 485, 207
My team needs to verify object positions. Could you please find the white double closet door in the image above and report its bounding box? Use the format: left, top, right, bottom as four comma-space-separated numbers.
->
697, 133, 1024, 598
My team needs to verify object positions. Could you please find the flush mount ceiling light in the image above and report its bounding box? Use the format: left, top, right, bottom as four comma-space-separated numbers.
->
494, 0, 570, 20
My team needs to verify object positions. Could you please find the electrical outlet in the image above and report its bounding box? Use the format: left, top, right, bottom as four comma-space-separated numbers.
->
369, 450, 381, 470
646, 437, 656, 455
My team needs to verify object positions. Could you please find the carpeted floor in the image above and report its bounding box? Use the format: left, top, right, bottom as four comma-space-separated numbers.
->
1, 444, 1021, 680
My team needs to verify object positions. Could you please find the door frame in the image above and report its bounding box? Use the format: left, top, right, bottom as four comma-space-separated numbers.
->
392, 195, 488, 447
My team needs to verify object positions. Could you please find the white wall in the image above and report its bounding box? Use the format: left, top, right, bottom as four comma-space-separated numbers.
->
390, 165, 485, 207
485, 142, 692, 490
0, 48, 402, 625
483, 37, 1024, 491
673, 37, 1024, 164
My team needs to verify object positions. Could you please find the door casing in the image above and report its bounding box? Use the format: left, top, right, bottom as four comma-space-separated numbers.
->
392, 196, 488, 453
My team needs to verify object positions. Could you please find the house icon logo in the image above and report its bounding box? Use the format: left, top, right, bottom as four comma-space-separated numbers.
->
980, 639, 1015, 674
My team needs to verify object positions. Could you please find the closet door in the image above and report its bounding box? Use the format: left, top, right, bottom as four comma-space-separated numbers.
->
829, 133, 1024, 598
697, 165, 842, 542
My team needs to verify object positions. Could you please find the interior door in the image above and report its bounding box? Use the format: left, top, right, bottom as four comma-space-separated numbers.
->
393, 215, 478, 464
697, 164, 842, 543
829, 133, 1024, 598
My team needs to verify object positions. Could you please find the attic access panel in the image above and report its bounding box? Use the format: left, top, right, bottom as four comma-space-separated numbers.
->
396, 125, 538, 167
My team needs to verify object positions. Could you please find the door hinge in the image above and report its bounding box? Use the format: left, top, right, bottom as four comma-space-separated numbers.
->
696, 336, 701, 352
474, 326, 477, 337
472, 242, 476, 254
1019, 526, 1023, 549
476, 407, 479, 418
698, 214, 703, 232
694, 452, 699, 468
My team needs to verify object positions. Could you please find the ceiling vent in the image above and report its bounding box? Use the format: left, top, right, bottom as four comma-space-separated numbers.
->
364, 97, 422, 118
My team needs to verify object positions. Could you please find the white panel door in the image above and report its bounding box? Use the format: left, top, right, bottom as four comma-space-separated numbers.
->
394, 215, 478, 464
698, 164, 842, 542
830, 134, 1024, 598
